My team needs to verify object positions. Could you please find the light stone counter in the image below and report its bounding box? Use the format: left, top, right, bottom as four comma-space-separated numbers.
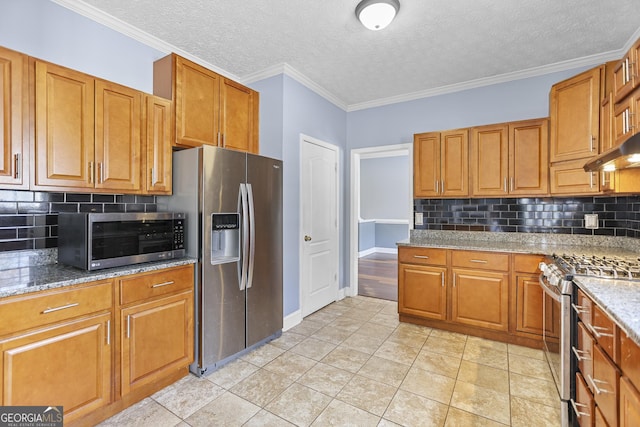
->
0, 248, 197, 298
400, 230, 640, 345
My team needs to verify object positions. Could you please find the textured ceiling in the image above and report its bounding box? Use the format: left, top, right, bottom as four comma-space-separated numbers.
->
67, 0, 639, 110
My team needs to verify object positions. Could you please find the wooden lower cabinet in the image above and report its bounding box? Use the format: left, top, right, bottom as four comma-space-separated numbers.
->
398, 263, 446, 320
398, 247, 542, 347
120, 290, 193, 396
620, 377, 640, 426
451, 268, 509, 331
575, 372, 595, 426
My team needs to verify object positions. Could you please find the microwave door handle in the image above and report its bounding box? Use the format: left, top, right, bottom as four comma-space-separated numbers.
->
239, 184, 249, 291
246, 183, 256, 289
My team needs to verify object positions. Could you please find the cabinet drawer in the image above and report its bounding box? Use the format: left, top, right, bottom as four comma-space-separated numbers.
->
120, 265, 194, 305
575, 289, 593, 325
590, 344, 620, 427
592, 303, 618, 362
513, 254, 544, 273
576, 321, 594, 383
398, 247, 446, 266
0, 281, 113, 337
574, 372, 595, 426
451, 250, 509, 271
621, 331, 640, 388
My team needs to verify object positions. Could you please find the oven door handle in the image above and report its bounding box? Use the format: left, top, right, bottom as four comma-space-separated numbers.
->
538, 273, 562, 303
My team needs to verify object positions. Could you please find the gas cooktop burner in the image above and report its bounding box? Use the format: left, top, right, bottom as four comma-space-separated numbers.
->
553, 254, 640, 280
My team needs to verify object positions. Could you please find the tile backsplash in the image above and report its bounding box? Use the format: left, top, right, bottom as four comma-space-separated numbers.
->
414, 196, 640, 238
0, 190, 158, 252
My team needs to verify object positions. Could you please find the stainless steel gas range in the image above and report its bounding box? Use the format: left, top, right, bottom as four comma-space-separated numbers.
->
539, 253, 640, 427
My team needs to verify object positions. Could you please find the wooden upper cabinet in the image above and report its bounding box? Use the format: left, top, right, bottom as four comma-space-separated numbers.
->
441, 130, 468, 196
550, 66, 602, 163
95, 79, 142, 192
33, 60, 95, 189
471, 118, 548, 197
154, 53, 259, 153
144, 95, 172, 194
550, 158, 600, 195
614, 38, 640, 103
413, 132, 440, 197
0, 46, 28, 189
509, 118, 549, 195
221, 78, 259, 153
471, 124, 509, 196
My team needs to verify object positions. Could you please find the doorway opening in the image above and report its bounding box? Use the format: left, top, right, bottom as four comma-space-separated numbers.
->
349, 144, 412, 301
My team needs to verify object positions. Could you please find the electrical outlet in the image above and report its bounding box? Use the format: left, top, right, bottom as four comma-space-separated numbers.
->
415, 212, 423, 226
585, 213, 599, 229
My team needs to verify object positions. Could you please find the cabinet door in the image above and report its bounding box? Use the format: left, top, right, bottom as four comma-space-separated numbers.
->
451, 268, 509, 331
600, 96, 614, 153
513, 274, 544, 336
0, 46, 28, 188
0, 313, 112, 425
550, 66, 601, 162
145, 95, 172, 194
174, 56, 220, 147
398, 263, 446, 320
613, 40, 639, 103
413, 132, 440, 197
550, 159, 600, 195
221, 78, 258, 153
509, 119, 549, 195
121, 291, 193, 396
620, 377, 640, 427
441, 129, 469, 196
613, 95, 635, 148
95, 80, 142, 192
470, 124, 508, 196
34, 60, 95, 189
574, 372, 595, 426
590, 344, 620, 427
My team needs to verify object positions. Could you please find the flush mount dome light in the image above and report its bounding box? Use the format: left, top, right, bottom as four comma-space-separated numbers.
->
355, 0, 400, 31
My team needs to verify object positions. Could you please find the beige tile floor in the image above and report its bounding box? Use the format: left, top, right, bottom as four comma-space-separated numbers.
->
99, 296, 562, 426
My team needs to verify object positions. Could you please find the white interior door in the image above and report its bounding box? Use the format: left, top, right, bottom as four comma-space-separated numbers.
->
301, 136, 339, 317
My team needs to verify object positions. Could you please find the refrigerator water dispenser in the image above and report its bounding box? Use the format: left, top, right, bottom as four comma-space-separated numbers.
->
210, 213, 240, 264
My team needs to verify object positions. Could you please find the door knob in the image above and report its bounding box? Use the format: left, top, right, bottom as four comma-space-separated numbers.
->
304, 235, 312, 242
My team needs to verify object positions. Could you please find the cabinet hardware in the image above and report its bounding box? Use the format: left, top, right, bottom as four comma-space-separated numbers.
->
470, 259, 488, 264
217, 132, 221, 146
99, 162, 104, 184
221, 133, 225, 147
589, 172, 594, 189
106, 320, 111, 345
571, 303, 589, 315
453, 275, 456, 287
127, 315, 131, 338
588, 324, 614, 338
570, 399, 590, 418
89, 162, 94, 184
13, 154, 20, 179
587, 375, 611, 395
571, 346, 591, 362
504, 178, 507, 192
510, 177, 514, 192
589, 135, 594, 152
151, 280, 175, 288
42, 302, 79, 314
435, 180, 439, 194
441, 273, 444, 287
413, 255, 429, 259
441, 180, 445, 193
151, 167, 157, 186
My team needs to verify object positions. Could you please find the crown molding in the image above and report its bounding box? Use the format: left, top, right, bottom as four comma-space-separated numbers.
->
242, 63, 349, 111
50, 0, 241, 81
347, 49, 624, 112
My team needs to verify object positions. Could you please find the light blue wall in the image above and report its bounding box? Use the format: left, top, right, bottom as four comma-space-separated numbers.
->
248, 75, 284, 160
375, 223, 409, 248
360, 156, 410, 220
0, 0, 165, 93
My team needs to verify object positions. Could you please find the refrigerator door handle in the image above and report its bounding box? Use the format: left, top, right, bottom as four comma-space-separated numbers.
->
239, 183, 250, 291
246, 183, 256, 289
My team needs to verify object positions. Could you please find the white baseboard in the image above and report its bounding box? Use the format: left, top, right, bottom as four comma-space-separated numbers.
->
358, 247, 398, 257
282, 310, 302, 331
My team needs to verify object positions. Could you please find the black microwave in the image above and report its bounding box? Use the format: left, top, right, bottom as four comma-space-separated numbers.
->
58, 212, 186, 271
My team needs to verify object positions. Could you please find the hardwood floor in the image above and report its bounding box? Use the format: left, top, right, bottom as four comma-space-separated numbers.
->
358, 252, 398, 301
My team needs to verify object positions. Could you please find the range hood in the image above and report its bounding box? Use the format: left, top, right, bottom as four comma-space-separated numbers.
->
583, 132, 640, 172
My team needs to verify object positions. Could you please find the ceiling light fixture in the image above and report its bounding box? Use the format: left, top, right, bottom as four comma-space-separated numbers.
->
355, 0, 400, 31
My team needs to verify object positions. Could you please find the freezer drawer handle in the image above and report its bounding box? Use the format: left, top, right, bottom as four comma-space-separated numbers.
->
151, 281, 175, 288
42, 302, 79, 314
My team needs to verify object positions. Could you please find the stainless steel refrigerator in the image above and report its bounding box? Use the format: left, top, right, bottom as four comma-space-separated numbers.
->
158, 146, 283, 376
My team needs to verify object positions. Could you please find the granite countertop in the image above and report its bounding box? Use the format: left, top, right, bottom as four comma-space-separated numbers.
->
0, 252, 197, 299
401, 230, 640, 345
